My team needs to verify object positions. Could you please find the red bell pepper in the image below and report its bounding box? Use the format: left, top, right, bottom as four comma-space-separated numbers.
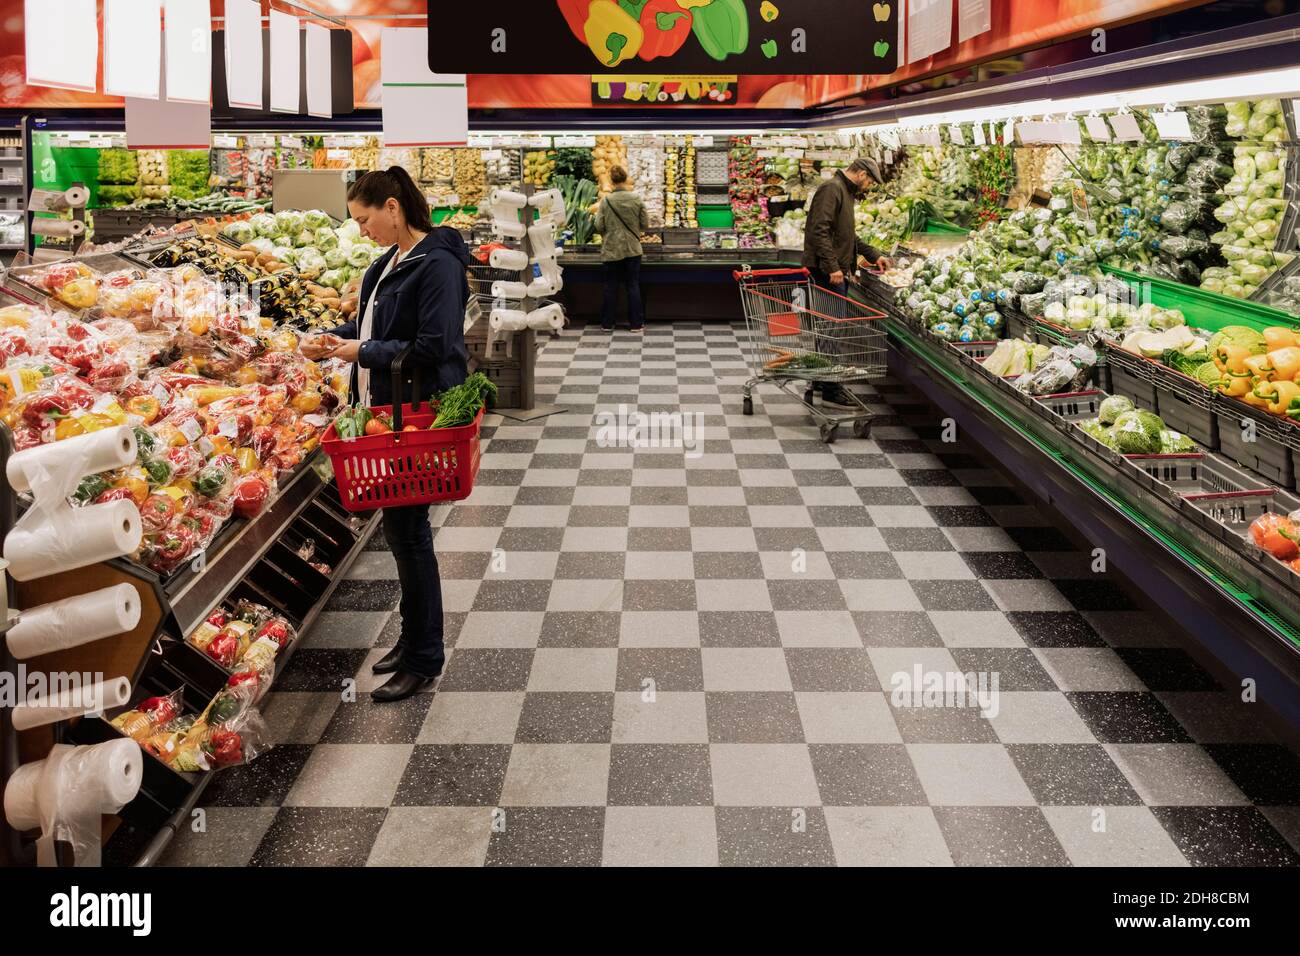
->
557, 0, 593, 41
205, 630, 239, 668
205, 730, 244, 767
638, 0, 692, 60
255, 618, 292, 649
231, 475, 270, 519
21, 395, 70, 427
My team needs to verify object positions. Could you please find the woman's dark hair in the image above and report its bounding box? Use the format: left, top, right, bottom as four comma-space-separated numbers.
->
610, 165, 628, 185
347, 166, 431, 232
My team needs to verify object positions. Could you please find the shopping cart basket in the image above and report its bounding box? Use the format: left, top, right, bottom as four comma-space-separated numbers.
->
321, 347, 484, 512
734, 267, 888, 443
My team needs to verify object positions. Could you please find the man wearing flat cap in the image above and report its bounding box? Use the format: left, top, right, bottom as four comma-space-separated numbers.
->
801, 157, 891, 406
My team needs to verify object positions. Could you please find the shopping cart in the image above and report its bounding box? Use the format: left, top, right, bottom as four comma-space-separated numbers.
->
734, 267, 888, 443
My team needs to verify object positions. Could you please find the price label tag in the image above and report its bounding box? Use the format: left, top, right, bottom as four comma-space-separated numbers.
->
279, 135, 304, 149
971, 122, 987, 146
212, 134, 239, 149
1002, 120, 1016, 145
218, 418, 240, 438
302, 414, 329, 427
248, 134, 276, 147
757, 149, 780, 158
482, 150, 504, 161
1110, 113, 1142, 142
1083, 115, 1112, 141
152, 383, 170, 404
947, 124, 966, 145
180, 418, 203, 443
694, 136, 714, 147
195, 435, 214, 456
1153, 110, 1194, 141
526, 137, 552, 149
326, 149, 350, 162
1034, 236, 1053, 254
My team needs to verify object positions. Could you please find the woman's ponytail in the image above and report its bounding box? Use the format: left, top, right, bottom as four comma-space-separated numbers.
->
347, 166, 432, 232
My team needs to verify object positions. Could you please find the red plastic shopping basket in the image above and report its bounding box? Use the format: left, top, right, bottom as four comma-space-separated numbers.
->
321, 349, 485, 512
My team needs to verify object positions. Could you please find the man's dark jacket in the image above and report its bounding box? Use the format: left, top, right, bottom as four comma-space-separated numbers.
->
801, 170, 883, 278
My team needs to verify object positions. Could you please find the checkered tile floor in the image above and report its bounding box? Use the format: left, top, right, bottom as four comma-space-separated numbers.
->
160, 322, 1300, 866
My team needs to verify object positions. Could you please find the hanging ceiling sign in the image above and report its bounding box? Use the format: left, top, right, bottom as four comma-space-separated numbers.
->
428, 1, 899, 74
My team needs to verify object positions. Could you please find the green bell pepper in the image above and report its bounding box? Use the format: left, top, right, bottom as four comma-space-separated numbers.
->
133, 425, 158, 462
74, 473, 111, 503
142, 458, 173, 488
692, 0, 748, 62
194, 464, 230, 498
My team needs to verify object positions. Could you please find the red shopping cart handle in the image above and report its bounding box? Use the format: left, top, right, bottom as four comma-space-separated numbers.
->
733, 267, 811, 281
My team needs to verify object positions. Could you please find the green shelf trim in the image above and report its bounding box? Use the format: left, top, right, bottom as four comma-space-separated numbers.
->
1101, 263, 1300, 332
923, 218, 968, 236
888, 317, 1300, 648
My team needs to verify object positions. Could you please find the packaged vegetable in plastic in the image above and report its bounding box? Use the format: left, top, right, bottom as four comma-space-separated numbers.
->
109, 689, 184, 742
1249, 512, 1300, 561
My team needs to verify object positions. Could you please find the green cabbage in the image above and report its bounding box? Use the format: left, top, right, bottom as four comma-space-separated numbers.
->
222, 221, 255, 244
324, 248, 348, 269
314, 227, 339, 250
275, 210, 305, 235
347, 244, 374, 268
1098, 395, 1135, 426
303, 209, 332, 230
251, 213, 278, 238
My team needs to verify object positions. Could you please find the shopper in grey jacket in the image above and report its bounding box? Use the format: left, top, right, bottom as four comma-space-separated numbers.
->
594, 166, 650, 332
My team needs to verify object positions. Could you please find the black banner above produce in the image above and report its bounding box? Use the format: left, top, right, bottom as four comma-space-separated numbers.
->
427, 0, 899, 75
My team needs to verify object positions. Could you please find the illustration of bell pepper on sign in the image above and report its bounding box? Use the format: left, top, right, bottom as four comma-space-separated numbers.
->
558, 0, 758, 66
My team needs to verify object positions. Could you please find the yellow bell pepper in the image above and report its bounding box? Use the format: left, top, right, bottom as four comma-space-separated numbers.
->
1267, 347, 1300, 382
676, 0, 712, 7
113, 475, 150, 506
759, 0, 779, 21
584, 0, 643, 67
237, 448, 260, 475
1219, 370, 1254, 398
55, 418, 86, 441
0, 306, 31, 329
208, 436, 235, 459
1263, 327, 1298, 351
101, 402, 128, 426
185, 386, 242, 407
1244, 353, 1276, 383
1263, 380, 1300, 416
1215, 344, 1251, 375
291, 390, 322, 414
125, 395, 162, 424
170, 477, 194, 495
0, 368, 44, 406
78, 412, 118, 434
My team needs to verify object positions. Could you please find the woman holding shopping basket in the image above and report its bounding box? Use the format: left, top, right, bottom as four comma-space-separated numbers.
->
302, 167, 471, 702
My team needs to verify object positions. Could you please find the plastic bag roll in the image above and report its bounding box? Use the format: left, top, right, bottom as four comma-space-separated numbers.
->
492, 220, 527, 239
490, 188, 528, 209
7, 584, 141, 660
491, 280, 529, 300
528, 222, 555, 249
11, 677, 132, 731
528, 187, 563, 210
6, 425, 137, 494
4, 499, 142, 582
4, 740, 142, 867
490, 309, 529, 333
489, 247, 529, 271
526, 303, 566, 332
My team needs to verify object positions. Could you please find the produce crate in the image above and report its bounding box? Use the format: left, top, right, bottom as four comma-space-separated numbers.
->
1033, 389, 1105, 424
662, 228, 700, 248
1151, 365, 1219, 450
1106, 347, 1159, 412
479, 361, 522, 410
1171, 449, 1300, 600
949, 339, 1002, 362
1003, 307, 1035, 343
1214, 400, 1298, 490
1032, 317, 1111, 391
1123, 452, 1209, 498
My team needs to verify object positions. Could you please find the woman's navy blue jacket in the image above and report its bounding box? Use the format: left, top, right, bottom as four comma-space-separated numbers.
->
330, 226, 471, 407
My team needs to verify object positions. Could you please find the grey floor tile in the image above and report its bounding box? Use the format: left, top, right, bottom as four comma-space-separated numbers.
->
392, 744, 513, 806
485, 807, 607, 866
368, 807, 495, 866
716, 806, 835, 866
607, 744, 714, 805
823, 807, 953, 866
514, 692, 615, 744
1006, 743, 1141, 805
706, 692, 805, 743
933, 807, 1070, 866
809, 744, 928, 805
602, 807, 719, 866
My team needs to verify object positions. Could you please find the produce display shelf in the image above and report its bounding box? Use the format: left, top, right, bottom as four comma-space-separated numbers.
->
64, 462, 380, 867
1100, 263, 1300, 333
876, 295, 1300, 733
923, 218, 969, 236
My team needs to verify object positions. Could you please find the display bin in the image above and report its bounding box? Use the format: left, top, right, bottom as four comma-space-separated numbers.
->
1004, 307, 1035, 343
1215, 400, 1298, 490
949, 339, 1002, 362
1153, 366, 1220, 449
1032, 317, 1112, 392
1106, 347, 1160, 412
662, 228, 700, 248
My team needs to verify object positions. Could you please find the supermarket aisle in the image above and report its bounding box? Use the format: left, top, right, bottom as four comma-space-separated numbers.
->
164, 322, 1300, 867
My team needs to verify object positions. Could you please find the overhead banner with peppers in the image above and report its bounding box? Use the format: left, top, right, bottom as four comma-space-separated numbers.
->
426, 0, 900, 74
592, 74, 739, 105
